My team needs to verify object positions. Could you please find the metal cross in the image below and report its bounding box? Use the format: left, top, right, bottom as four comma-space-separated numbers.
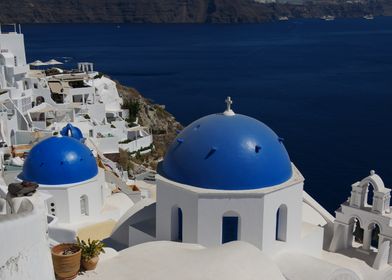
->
225, 96, 233, 112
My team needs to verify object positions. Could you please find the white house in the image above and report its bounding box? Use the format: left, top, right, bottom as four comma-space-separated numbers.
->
0, 24, 153, 157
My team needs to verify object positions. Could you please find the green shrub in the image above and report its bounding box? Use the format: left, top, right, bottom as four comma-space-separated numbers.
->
77, 237, 105, 261
123, 99, 140, 123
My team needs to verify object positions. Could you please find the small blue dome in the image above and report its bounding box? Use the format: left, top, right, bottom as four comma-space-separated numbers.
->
60, 123, 84, 141
19, 136, 98, 185
160, 113, 292, 190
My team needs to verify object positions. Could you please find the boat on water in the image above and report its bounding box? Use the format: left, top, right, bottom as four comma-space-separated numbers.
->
321, 15, 335, 21
278, 16, 289, 21
363, 14, 374, 20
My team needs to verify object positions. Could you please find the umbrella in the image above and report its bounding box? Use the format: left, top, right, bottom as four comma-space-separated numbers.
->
29, 60, 47, 66
45, 59, 63, 65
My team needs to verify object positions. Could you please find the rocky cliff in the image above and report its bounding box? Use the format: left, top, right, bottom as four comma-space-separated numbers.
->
116, 81, 182, 171
0, 0, 391, 23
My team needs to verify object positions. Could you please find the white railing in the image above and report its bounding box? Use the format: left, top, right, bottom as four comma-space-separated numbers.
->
119, 135, 153, 153
68, 86, 93, 96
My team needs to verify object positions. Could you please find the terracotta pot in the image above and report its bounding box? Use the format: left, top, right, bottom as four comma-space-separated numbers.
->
82, 256, 99, 271
51, 243, 81, 280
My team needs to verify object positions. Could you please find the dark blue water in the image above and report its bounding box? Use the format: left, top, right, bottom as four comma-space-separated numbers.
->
22, 18, 392, 213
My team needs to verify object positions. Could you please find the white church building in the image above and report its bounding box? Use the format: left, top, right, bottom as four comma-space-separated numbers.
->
0, 127, 136, 246
155, 97, 305, 252
17, 135, 106, 223
110, 98, 316, 254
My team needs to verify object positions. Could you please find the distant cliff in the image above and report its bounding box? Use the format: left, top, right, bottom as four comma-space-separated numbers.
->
0, 0, 391, 23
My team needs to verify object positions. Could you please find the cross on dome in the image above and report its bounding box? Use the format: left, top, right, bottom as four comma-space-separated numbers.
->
223, 96, 235, 116
226, 96, 233, 110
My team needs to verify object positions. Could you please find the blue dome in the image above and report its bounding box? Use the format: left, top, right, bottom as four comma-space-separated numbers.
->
160, 113, 292, 190
19, 136, 98, 185
60, 123, 84, 141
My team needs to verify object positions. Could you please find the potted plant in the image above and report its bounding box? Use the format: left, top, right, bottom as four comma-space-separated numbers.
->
77, 237, 105, 271
51, 243, 81, 280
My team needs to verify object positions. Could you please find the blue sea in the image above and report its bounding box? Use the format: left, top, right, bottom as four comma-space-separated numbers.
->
22, 18, 392, 213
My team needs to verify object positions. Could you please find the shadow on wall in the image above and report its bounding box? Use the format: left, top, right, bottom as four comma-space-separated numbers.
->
107, 199, 156, 250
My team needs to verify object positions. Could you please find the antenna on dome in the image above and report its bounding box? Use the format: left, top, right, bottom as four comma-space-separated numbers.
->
223, 96, 235, 116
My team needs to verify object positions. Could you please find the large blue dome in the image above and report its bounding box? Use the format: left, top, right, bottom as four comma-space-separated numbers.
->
160, 113, 292, 190
19, 136, 98, 185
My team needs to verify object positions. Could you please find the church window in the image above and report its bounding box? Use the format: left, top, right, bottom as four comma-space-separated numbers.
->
276, 204, 288, 242
366, 183, 375, 206
80, 195, 89, 216
369, 223, 381, 249
171, 206, 183, 242
351, 217, 363, 246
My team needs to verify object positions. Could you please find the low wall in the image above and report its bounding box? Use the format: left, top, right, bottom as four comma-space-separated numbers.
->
0, 197, 55, 280
119, 135, 153, 153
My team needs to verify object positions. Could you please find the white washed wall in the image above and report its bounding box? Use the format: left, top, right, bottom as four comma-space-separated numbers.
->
119, 135, 153, 153
0, 198, 54, 280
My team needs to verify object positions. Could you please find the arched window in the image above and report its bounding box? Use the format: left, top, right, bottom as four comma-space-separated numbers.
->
366, 183, 375, 206
222, 211, 240, 244
171, 206, 183, 242
351, 217, 363, 246
369, 223, 381, 249
80, 195, 89, 216
276, 204, 288, 242
36, 96, 45, 105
